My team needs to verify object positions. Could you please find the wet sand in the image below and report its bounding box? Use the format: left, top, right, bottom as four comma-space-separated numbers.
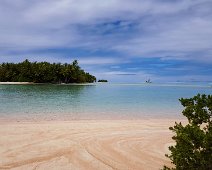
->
0, 119, 184, 170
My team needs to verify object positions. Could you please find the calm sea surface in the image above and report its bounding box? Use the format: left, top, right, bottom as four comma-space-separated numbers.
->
0, 83, 211, 120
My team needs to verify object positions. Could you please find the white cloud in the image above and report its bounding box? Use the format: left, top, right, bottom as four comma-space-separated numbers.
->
78, 57, 121, 65
0, 0, 211, 82
1, 0, 211, 53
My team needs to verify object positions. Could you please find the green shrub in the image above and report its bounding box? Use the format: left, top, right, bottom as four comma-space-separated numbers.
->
163, 94, 212, 170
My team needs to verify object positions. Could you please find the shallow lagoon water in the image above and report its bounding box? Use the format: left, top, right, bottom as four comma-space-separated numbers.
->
0, 83, 211, 120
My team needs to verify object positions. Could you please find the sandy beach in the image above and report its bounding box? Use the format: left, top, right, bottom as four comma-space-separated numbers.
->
0, 119, 186, 170
0, 82, 34, 85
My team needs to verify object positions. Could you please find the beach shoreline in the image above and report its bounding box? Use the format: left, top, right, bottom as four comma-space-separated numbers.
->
0, 118, 186, 170
0, 82, 98, 86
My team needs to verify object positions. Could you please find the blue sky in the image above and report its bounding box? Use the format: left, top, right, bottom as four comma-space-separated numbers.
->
0, 0, 212, 82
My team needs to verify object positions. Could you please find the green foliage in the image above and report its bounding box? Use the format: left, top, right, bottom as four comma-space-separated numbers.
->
163, 94, 212, 170
0, 59, 96, 84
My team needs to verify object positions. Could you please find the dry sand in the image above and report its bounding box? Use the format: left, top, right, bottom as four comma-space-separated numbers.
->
0, 82, 33, 85
0, 119, 185, 170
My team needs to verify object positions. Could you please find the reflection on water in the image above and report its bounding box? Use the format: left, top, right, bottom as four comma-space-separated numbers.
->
0, 84, 211, 120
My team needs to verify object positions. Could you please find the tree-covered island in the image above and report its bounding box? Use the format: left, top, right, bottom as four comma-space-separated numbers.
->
0, 59, 96, 83
98, 79, 108, 82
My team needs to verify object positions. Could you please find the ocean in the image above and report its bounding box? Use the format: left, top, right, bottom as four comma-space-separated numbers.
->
0, 83, 211, 120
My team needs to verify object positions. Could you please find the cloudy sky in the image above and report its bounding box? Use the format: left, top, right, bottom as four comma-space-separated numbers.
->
0, 0, 212, 82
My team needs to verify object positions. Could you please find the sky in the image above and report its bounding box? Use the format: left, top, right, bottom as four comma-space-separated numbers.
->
0, 0, 212, 83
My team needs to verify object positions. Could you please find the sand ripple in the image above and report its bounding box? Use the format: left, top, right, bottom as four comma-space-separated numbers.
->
0, 120, 178, 170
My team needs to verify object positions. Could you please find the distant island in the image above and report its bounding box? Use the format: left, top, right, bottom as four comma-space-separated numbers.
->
0, 59, 96, 83
98, 79, 108, 82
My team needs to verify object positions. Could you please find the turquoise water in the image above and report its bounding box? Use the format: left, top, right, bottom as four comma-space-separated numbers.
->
0, 83, 211, 120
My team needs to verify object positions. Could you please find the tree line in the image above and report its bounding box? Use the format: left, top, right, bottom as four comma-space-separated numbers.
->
0, 59, 96, 83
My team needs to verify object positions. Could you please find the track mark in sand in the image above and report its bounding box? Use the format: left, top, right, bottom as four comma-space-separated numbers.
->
85, 149, 116, 170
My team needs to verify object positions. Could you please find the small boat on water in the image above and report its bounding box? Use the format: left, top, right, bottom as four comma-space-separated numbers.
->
145, 79, 152, 83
